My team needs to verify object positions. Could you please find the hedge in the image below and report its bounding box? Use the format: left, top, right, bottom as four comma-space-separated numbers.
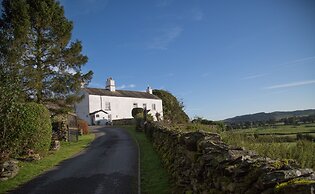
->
12, 102, 52, 156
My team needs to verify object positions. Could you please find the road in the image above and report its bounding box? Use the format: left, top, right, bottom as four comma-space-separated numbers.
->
10, 127, 139, 194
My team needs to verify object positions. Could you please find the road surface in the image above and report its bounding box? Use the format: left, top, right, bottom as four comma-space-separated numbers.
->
10, 127, 139, 194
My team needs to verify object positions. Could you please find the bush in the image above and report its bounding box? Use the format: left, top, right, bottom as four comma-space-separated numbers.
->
132, 108, 144, 118
135, 113, 144, 131
13, 102, 52, 156
78, 119, 89, 135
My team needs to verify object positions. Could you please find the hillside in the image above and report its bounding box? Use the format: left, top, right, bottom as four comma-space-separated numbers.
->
224, 109, 315, 123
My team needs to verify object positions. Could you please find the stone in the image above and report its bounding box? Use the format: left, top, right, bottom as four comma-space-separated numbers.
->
144, 122, 315, 194
0, 160, 19, 181
51, 140, 61, 151
180, 132, 206, 151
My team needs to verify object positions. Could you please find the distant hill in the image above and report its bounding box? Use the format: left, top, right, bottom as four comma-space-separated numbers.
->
224, 109, 315, 123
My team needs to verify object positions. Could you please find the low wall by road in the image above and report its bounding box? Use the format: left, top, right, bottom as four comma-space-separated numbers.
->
145, 122, 315, 194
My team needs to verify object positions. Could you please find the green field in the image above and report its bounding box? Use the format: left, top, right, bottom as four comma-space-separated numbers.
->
222, 124, 315, 170
233, 123, 315, 135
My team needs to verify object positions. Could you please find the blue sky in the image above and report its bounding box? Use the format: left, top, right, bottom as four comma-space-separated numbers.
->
59, 1, 314, 119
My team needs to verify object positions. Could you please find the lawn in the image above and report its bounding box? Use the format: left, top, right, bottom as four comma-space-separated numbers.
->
121, 125, 171, 194
0, 134, 95, 194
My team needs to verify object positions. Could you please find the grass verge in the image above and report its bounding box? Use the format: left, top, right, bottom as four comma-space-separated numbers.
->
0, 133, 95, 194
122, 125, 171, 194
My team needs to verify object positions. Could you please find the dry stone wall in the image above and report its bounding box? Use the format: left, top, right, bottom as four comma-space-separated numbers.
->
145, 122, 315, 194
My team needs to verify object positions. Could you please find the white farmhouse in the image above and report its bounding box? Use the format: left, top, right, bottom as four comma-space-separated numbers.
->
75, 77, 163, 125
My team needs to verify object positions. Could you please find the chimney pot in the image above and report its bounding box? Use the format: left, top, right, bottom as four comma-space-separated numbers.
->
106, 77, 116, 92
146, 86, 153, 94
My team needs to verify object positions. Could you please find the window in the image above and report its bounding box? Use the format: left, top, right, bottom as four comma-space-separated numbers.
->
133, 103, 138, 108
96, 114, 100, 118
105, 102, 111, 111
143, 103, 147, 109
152, 104, 156, 111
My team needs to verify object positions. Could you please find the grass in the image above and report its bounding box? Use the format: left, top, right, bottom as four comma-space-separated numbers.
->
0, 134, 95, 194
221, 132, 315, 169
121, 125, 171, 194
233, 123, 315, 134
221, 124, 315, 169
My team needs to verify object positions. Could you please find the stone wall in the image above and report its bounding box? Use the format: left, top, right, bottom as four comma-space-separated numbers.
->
145, 122, 315, 194
112, 118, 135, 126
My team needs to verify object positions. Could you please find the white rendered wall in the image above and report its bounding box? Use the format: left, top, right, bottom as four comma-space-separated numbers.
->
75, 91, 91, 124
88, 95, 163, 122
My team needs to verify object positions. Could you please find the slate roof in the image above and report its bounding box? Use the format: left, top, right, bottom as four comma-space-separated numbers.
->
84, 87, 161, 100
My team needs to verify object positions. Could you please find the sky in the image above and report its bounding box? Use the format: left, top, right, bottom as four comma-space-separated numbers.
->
16, 0, 315, 120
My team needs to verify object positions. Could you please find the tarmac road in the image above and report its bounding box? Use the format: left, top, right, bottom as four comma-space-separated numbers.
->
10, 127, 139, 194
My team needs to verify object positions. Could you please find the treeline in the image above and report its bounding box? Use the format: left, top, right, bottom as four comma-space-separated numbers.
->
225, 114, 315, 130
191, 117, 225, 131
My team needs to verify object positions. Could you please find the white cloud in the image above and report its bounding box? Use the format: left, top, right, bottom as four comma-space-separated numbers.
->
278, 56, 315, 67
242, 73, 268, 80
147, 26, 183, 50
89, 82, 103, 88
265, 80, 315, 89
117, 84, 136, 90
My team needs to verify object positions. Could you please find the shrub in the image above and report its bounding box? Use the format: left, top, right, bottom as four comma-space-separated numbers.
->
78, 119, 89, 135
135, 113, 144, 131
11, 102, 52, 156
132, 108, 144, 118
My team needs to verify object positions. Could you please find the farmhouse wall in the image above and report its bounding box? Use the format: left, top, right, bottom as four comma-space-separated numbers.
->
145, 122, 315, 194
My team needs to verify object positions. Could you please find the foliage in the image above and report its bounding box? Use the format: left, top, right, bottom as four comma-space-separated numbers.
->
0, 133, 94, 193
221, 132, 315, 169
14, 102, 52, 156
78, 119, 89, 135
1, 102, 52, 160
192, 116, 226, 131
153, 89, 189, 124
0, 0, 93, 108
123, 125, 171, 193
134, 113, 144, 131
131, 108, 144, 118
0, 69, 24, 161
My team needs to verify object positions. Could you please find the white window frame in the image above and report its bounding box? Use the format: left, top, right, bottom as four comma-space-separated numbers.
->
105, 102, 111, 111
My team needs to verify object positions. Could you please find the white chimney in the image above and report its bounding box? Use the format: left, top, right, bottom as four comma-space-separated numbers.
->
106, 77, 116, 92
146, 86, 153, 94
80, 81, 85, 88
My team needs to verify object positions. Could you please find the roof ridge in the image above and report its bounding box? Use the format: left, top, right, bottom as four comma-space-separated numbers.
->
83, 87, 160, 100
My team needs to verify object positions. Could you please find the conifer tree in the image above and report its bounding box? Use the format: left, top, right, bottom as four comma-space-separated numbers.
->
0, 0, 93, 107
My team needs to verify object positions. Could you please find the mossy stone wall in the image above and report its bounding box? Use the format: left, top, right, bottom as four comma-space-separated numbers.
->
145, 122, 315, 194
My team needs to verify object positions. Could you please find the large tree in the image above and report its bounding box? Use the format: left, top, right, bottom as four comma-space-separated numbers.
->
0, 0, 93, 106
153, 89, 189, 123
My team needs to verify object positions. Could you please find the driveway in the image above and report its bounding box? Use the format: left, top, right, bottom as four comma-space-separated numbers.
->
10, 127, 139, 194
